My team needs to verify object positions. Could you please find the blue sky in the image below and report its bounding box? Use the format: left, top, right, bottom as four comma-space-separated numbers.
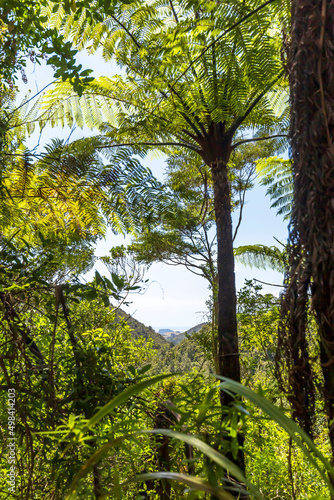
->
16, 50, 288, 332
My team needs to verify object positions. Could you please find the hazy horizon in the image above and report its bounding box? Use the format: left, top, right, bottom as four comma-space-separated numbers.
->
153, 326, 192, 334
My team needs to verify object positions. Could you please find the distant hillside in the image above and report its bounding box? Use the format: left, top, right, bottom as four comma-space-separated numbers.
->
169, 322, 208, 344
159, 330, 182, 340
159, 328, 174, 334
116, 310, 169, 349
115, 312, 212, 374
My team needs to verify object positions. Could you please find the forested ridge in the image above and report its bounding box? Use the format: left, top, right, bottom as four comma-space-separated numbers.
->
0, 0, 333, 499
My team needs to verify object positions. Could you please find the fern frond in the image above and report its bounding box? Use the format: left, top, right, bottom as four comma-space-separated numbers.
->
256, 156, 292, 219
234, 244, 286, 272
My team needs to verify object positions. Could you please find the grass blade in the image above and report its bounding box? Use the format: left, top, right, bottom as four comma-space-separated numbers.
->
217, 376, 334, 495
84, 373, 174, 431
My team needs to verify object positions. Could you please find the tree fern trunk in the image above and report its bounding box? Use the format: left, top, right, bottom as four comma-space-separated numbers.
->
202, 137, 246, 493
212, 274, 219, 374
211, 157, 246, 488
289, 0, 334, 481
200, 124, 241, 398
211, 158, 240, 395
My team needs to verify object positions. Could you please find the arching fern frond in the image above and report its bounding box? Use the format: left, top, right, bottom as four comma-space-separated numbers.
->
234, 244, 286, 272
37, 0, 290, 147
1, 134, 168, 245
256, 156, 292, 219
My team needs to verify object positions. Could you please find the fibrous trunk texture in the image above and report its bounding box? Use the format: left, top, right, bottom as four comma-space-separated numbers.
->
276, 241, 315, 435
280, 0, 334, 470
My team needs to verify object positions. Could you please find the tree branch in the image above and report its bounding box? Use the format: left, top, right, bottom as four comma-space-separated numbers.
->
232, 134, 288, 149
233, 168, 254, 242
253, 278, 284, 287
169, 0, 179, 23
230, 71, 285, 133
55, 285, 81, 370
109, 14, 141, 49
94, 140, 200, 153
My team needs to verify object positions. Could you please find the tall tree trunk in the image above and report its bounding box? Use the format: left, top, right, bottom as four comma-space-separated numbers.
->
201, 129, 246, 495
289, 0, 334, 484
200, 125, 241, 398
211, 158, 241, 397
211, 156, 246, 487
212, 274, 219, 374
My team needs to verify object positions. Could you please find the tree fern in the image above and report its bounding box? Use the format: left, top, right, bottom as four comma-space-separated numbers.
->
37, 1, 290, 461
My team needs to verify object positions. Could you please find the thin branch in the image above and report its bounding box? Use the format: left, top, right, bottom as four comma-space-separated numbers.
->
273, 236, 287, 248
11, 80, 58, 115
160, 257, 203, 275
233, 167, 254, 241
179, 110, 204, 138
55, 285, 81, 370
93, 140, 200, 152
0, 229, 21, 251
232, 134, 288, 149
253, 278, 284, 287
182, 128, 198, 140
167, 81, 205, 134
122, 48, 204, 135
169, 0, 179, 23
203, 225, 216, 282
18, 91, 174, 133
48, 295, 59, 415
109, 14, 141, 49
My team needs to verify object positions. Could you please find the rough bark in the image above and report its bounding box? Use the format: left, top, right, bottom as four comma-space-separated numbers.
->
275, 243, 316, 436
287, 0, 334, 480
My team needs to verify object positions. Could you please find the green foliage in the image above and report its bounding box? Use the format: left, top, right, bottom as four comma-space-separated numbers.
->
56, 373, 253, 499
245, 412, 330, 499
36, 0, 291, 419
218, 378, 334, 497
39, 0, 289, 155
131, 138, 283, 286
0, 90, 167, 244
2, 1, 333, 498
153, 334, 213, 375
237, 280, 280, 400
0, 242, 154, 497
256, 156, 293, 219
0, 241, 332, 499
0, 1, 93, 92
46, 368, 333, 499
234, 244, 286, 272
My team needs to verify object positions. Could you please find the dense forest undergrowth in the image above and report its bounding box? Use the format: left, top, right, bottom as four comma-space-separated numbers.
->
0, 267, 332, 499
0, 0, 334, 498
